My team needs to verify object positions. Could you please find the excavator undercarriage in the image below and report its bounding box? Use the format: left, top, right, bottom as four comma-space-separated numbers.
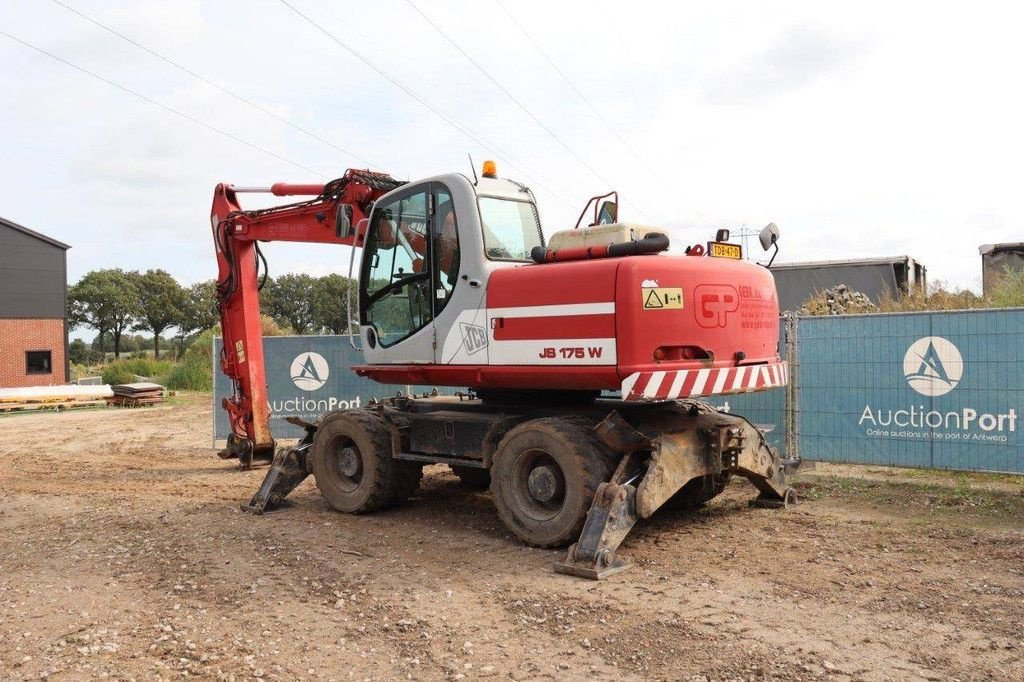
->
243, 395, 798, 579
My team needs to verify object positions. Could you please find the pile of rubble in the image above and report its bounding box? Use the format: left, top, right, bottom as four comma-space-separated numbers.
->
799, 284, 876, 316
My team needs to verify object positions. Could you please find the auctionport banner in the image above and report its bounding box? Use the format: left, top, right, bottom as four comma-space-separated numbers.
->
213, 336, 444, 442
796, 309, 1024, 474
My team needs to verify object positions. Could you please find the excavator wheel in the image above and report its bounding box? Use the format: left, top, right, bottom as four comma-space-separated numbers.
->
662, 473, 732, 511
390, 461, 425, 505
451, 465, 491, 490
490, 418, 616, 548
311, 409, 401, 514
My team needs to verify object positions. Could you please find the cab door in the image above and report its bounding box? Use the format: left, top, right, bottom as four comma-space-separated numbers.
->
359, 183, 437, 364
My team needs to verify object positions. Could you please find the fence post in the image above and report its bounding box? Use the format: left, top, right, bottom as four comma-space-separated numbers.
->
784, 314, 799, 461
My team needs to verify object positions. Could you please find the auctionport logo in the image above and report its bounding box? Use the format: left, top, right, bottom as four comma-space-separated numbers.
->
903, 336, 962, 397
290, 352, 329, 391
860, 334, 1017, 441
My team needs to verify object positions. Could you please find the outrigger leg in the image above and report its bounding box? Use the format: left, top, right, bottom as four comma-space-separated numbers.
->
556, 402, 799, 579
241, 417, 316, 514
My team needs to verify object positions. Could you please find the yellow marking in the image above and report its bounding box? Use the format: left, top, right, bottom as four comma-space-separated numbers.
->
709, 242, 742, 259
235, 340, 246, 364
642, 287, 684, 310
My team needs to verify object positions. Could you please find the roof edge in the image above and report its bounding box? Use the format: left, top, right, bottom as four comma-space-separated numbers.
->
0, 216, 71, 250
771, 255, 919, 270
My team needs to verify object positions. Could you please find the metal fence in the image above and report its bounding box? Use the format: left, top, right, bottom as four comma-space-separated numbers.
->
792, 309, 1024, 474
212, 336, 451, 442
213, 310, 1024, 474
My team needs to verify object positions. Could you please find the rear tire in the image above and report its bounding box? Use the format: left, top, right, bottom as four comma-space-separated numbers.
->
311, 410, 396, 514
451, 465, 491, 489
490, 418, 615, 548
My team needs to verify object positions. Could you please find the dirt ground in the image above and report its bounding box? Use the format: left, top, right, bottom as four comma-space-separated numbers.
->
2, 394, 1023, 681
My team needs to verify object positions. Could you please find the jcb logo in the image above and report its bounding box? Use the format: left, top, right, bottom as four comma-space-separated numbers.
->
460, 323, 488, 355
695, 284, 739, 328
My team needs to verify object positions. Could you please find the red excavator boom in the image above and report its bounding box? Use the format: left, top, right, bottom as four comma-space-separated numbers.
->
211, 169, 403, 467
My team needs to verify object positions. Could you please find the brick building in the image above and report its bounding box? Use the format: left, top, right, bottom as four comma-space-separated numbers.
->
0, 217, 70, 387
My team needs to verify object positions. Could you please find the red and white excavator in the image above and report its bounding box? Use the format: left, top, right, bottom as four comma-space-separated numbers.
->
210, 162, 797, 577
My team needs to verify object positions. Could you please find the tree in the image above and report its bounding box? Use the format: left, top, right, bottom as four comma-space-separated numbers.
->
178, 280, 219, 338
312, 274, 358, 335
68, 269, 141, 359
133, 269, 185, 358
263, 274, 317, 334
68, 338, 102, 365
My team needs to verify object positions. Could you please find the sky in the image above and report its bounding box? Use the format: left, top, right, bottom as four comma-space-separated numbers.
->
2, 0, 1023, 303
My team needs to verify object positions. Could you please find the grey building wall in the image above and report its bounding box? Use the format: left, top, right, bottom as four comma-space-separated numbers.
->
979, 243, 1024, 295
771, 257, 926, 311
0, 218, 69, 319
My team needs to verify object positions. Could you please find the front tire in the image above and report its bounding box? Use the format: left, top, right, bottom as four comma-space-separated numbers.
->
311, 410, 401, 513
490, 418, 615, 548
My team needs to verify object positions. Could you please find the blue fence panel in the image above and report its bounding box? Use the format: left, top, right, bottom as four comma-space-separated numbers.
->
795, 309, 1024, 474
707, 321, 789, 455
712, 385, 787, 454
213, 336, 452, 441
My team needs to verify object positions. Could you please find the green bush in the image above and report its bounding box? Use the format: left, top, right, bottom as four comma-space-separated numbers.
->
166, 355, 212, 391
988, 269, 1024, 308
101, 357, 174, 385
161, 327, 218, 391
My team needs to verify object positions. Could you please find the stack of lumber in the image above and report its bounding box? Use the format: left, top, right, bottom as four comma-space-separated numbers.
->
108, 382, 165, 407
0, 385, 113, 413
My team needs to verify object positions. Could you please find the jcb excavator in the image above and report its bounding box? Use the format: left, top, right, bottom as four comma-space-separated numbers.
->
211, 162, 797, 578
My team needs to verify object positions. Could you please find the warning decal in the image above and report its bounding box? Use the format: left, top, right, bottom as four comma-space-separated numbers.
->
642, 287, 684, 310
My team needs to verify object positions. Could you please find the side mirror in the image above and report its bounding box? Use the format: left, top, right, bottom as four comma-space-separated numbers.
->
759, 222, 780, 268
597, 200, 618, 225
759, 222, 779, 251
335, 204, 354, 238
715, 228, 730, 242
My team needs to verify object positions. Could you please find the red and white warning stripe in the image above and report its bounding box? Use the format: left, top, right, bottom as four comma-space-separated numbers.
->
621, 361, 788, 402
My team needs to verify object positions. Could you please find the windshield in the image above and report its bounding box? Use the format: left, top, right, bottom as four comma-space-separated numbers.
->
478, 197, 543, 261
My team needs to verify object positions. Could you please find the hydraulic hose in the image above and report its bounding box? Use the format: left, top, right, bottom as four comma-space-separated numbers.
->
531, 232, 669, 264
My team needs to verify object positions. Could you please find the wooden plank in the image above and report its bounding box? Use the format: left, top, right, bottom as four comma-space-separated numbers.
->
0, 400, 108, 413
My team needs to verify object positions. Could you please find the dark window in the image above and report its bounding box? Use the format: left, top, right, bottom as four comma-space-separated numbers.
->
26, 350, 52, 375
432, 187, 459, 315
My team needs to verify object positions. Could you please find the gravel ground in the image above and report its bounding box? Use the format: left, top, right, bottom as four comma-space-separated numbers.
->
1, 393, 1023, 681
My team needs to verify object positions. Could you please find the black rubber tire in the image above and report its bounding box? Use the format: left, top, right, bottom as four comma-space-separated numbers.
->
663, 473, 731, 511
311, 410, 396, 514
390, 461, 424, 505
451, 465, 491, 489
490, 417, 615, 548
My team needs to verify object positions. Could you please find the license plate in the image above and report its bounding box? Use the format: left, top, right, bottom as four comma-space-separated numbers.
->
708, 242, 742, 259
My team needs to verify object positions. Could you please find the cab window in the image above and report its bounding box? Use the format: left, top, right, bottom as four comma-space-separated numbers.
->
478, 197, 542, 261
433, 187, 459, 313
361, 189, 432, 347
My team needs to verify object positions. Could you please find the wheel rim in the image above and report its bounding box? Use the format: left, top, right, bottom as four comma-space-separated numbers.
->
327, 438, 363, 493
510, 449, 566, 521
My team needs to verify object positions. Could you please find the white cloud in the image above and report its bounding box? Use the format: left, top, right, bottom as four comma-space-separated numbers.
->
703, 26, 867, 105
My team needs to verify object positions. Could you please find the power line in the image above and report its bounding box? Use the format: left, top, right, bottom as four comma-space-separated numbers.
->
403, 0, 653, 222
275, 0, 579, 209
47, 0, 382, 170
493, 0, 673, 191
0, 29, 327, 177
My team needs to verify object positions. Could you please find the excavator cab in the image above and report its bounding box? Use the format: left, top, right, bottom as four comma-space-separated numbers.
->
358, 173, 543, 366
